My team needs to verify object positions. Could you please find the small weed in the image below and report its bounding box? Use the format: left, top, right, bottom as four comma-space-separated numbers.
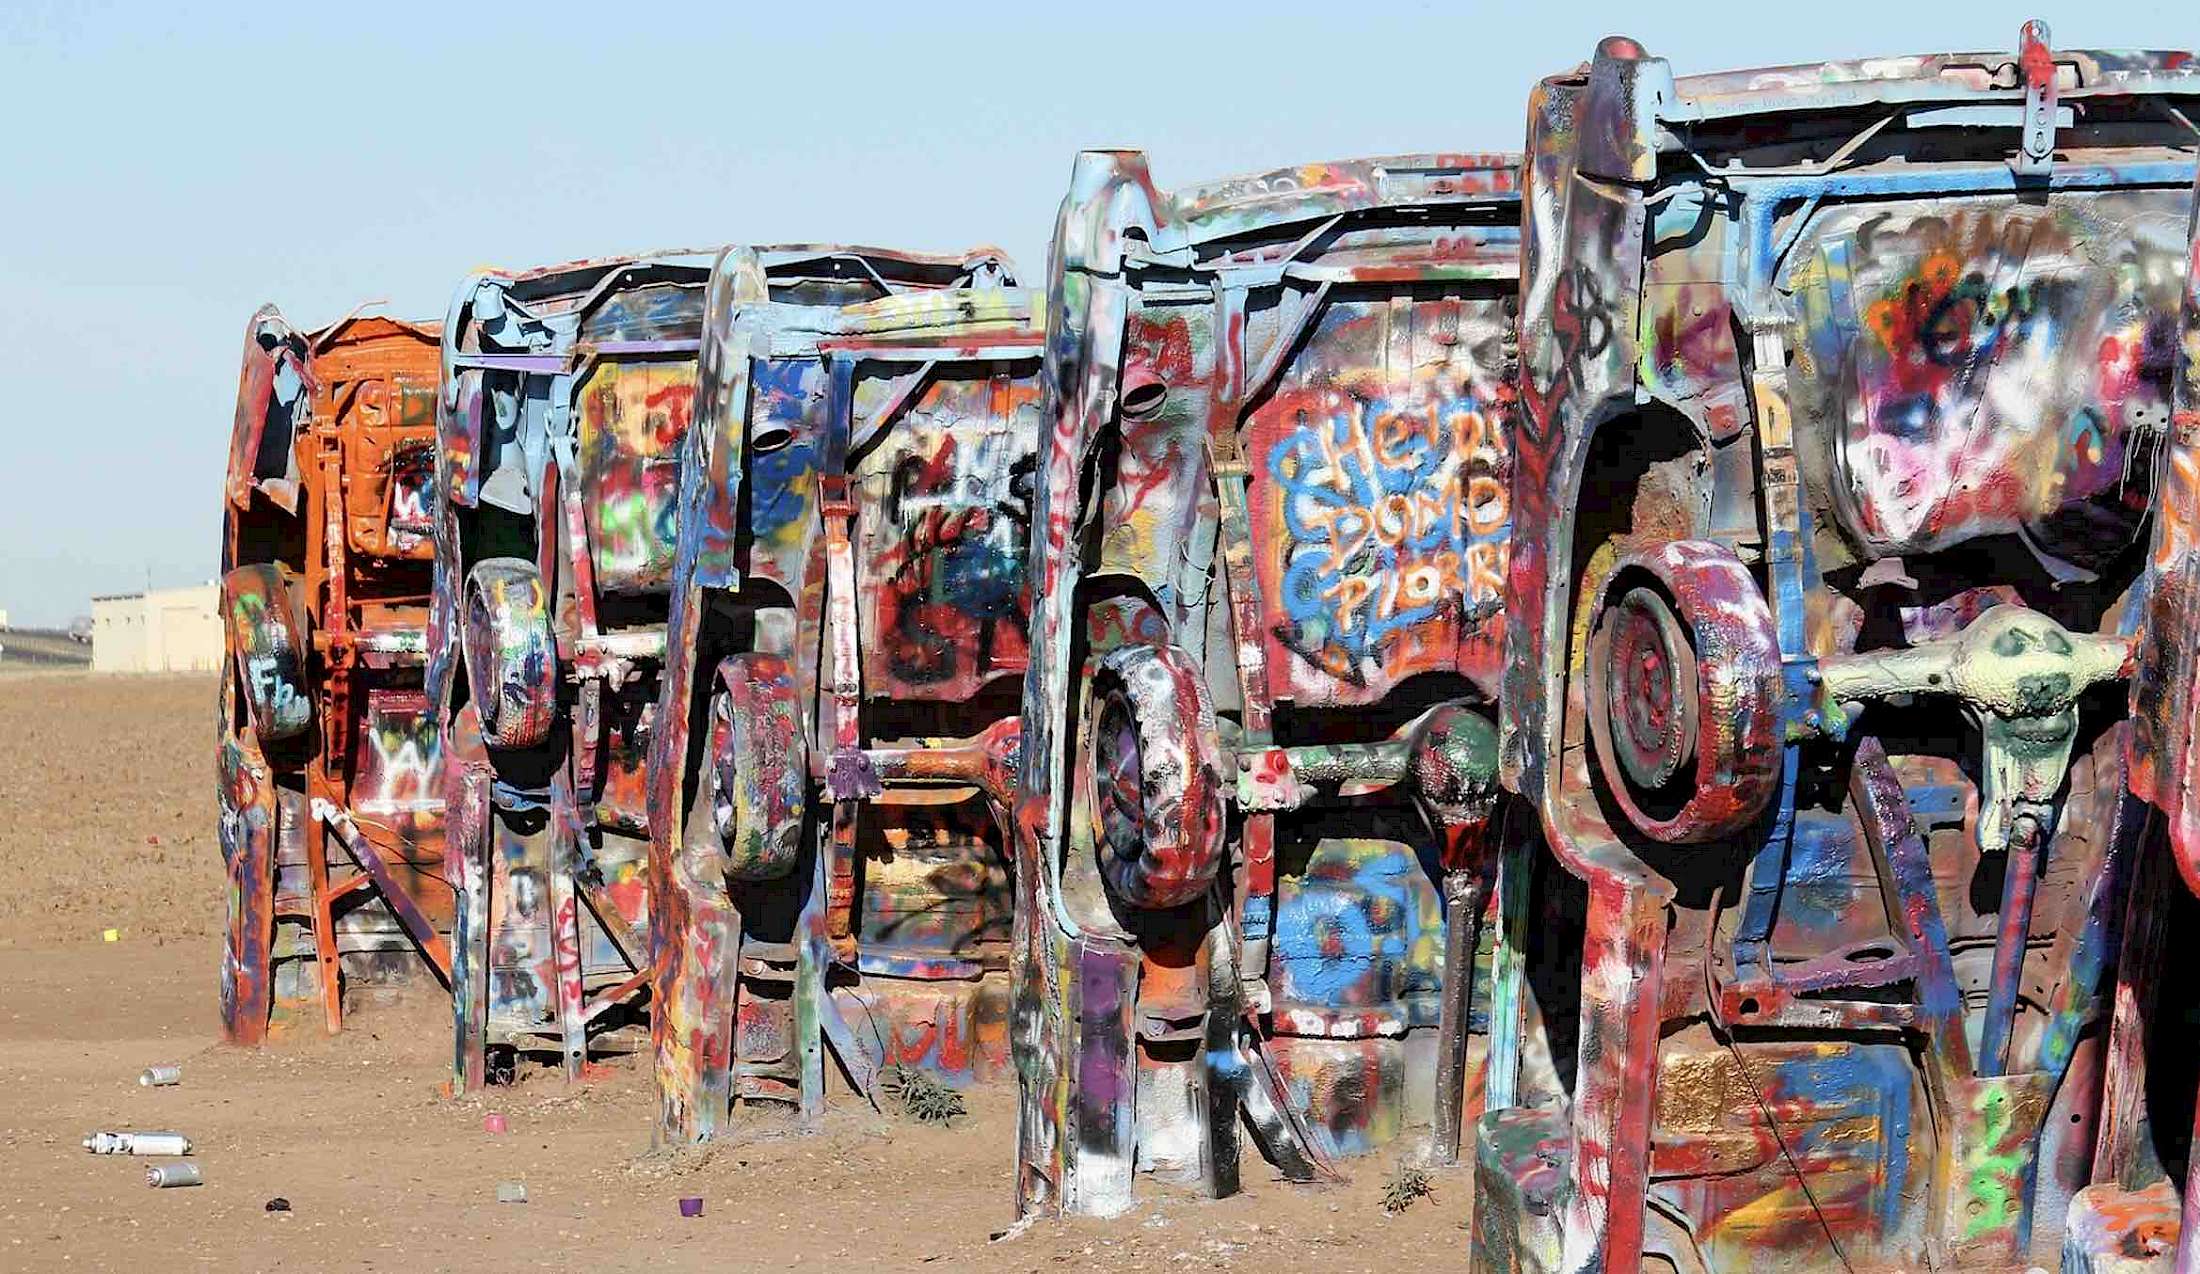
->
1380, 1162, 1434, 1215
879, 1064, 966, 1125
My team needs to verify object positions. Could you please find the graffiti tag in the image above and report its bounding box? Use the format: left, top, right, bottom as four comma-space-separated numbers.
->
1266, 390, 1510, 669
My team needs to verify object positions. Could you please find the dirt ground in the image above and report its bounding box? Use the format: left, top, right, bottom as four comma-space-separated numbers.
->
0, 671, 225, 949
0, 673, 1476, 1272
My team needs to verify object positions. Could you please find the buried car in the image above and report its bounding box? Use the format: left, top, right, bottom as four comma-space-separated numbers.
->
429, 247, 999, 1087
219, 305, 453, 1045
1010, 149, 1525, 1216
646, 246, 1033, 1142
428, 249, 718, 1086
1484, 25, 2199, 1274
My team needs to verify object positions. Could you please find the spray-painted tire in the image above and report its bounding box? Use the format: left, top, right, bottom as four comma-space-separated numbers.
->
460, 558, 556, 750
684, 653, 806, 881
221, 564, 312, 745
1584, 539, 1782, 843
1088, 642, 1226, 908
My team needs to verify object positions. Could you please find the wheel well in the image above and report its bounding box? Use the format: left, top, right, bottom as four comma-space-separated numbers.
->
1563, 403, 1707, 621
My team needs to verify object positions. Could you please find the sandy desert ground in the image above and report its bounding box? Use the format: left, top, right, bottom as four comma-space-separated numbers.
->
0, 672, 1476, 1272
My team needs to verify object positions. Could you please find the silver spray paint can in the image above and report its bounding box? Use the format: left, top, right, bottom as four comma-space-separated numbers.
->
139, 1066, 183, 1087
146, 1162, 204, 1188
84, 1131, 193, 1156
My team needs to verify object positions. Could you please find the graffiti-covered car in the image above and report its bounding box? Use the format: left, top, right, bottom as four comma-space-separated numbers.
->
429, 247, 1005, 1090
220, 305, 452, 1045
429, 250, 720, 1086
647, 246, 1033, 1142
1488, 26, 2198, 1273
1012, 149, 1524, 1216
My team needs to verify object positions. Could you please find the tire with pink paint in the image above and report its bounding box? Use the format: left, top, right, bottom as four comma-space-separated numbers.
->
221, 563, 313, 745
1087, 642, 1226, 909
685, 652, 805, 881
1584, 539, 1782, 843
460, 557, 557, 750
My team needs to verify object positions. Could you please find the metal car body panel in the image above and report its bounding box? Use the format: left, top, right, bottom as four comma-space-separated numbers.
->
2075, 168, 2200, 1274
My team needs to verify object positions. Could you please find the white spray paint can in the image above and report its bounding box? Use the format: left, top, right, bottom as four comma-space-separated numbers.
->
139, 1066, 183, 1087
145, 1162, 203, 1188
83, 1131, 193, 1156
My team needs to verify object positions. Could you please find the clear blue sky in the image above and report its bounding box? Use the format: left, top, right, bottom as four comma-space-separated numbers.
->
1, 0, 2185, 627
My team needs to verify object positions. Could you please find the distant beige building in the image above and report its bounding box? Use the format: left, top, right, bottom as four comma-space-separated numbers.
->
91, 584, 222, 674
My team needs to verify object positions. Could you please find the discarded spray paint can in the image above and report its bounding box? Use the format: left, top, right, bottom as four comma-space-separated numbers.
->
146, 1162, 203, 1189
139, 1066, 183, 1088
84, 1131, 193, 1156
495, 1181, 527, 1204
